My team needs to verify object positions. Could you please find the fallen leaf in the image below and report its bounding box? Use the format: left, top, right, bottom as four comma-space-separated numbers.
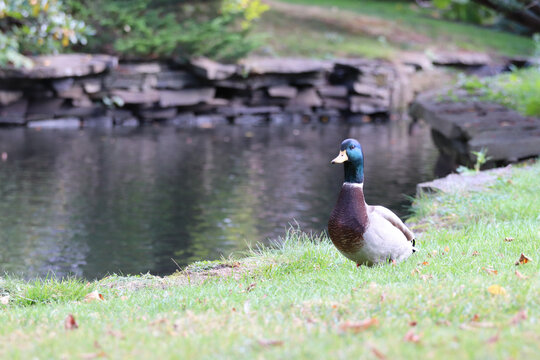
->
486, 333, 499, 344
371, 346, 387, 360
471, 251, 480, 256
64, 314, 78, 330
409, 321, 417, 327
0, 295, 9, 305
403, 330, 421, 343
515, 253, 531, 265
515, 270, 528, 279
487, 284, 506, 295
444, 246, 450, 252
504, 237, 514, 242
245, 283, 256, 292
84, 291, 105, 303
471, 314, 480, 322
258, 339, 283, 347
339, 318, 379, 333
510, 310, 527, 325
482, 267, 498, 275
422, 261, 429, 266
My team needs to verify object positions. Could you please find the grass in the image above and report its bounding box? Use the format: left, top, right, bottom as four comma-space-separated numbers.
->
1, 161, 540, 359
254, 0, 535, 58
460, 67, 540, 117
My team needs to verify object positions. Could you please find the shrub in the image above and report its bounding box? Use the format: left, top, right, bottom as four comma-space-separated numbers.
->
66, 0, 269, 62
0, 0, 94, 67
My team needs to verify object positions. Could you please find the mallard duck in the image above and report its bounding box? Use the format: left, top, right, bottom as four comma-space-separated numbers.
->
328, 138, 416, 266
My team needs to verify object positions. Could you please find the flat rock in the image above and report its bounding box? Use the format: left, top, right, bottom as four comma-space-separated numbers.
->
431, 51, 491, 66
352, 82, 389, 99
27, 117, 81, 129
83, 80, 102, 94
317, 85, 348, 98
267, 86, 298, 98
411, 89, 540, 161
138, 107, 178, 120
218, 106, 281, 117
159, 88, 215, 107
0, 54, 117, 79
0, 99, 28, 124
0, 90, 23, 106
117, 63, 162, 74
189, 57, 237, 80
417, 166, 512, 195
242, 58, 331, 75
111, 90, 160, 104
398, 52, 433, 71
290, 88, 322, 107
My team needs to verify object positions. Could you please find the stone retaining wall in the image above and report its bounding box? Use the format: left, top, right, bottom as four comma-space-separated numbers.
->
0, 52, 492, 128
0, 54, 431, 128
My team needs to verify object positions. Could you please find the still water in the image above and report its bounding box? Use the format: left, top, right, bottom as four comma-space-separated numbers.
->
0, 121, 438, 279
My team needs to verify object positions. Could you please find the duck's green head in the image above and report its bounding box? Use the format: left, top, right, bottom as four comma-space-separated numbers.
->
331, 138, 364, 184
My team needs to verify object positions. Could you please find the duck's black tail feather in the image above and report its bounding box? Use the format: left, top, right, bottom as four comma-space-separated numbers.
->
412, 238, 417, 253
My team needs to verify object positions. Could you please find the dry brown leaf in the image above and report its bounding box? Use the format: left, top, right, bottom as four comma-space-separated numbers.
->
471, 314, 480, 322
482, 267, 498, 275
0, 295, 9, 305
84, 291, 104, 303
258, 339, 283, 347
515, 270, 528, 279
471, 251, 480, 256
515, 253, 531, 266
421, 261, 429, 266
64, 314, 78, 330
409, 321, 417, 327
486, 333, 499, 344
510, 310, 527, 325
403, 330, 421, 343
371, 346, 387, 360
504, 237, 514, 242
339, 318, 379, 333
487, 284, 506, 295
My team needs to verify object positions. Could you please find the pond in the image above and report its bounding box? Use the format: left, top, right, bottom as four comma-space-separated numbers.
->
0, 121, 438, 279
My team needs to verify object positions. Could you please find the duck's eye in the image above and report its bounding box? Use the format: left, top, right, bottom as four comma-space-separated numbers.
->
349, 145, 355, 150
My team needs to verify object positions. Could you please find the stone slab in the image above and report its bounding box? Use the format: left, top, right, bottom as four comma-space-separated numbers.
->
241, 58, 331, 75
0, 99, 28, 124
159, 88, 215, 107
111, 90, 160, 104
27, 117, 81, 129
189, 57, 237, 80
417, 166, 512, 195
0, 90, 23, 106
267, 86, 298, 98
0, 54, 117, 79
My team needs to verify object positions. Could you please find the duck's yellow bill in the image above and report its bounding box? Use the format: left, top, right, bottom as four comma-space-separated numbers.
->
331, 150, 348, 164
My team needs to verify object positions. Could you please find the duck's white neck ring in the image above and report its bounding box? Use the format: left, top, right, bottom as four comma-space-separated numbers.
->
343, 182, 364, 189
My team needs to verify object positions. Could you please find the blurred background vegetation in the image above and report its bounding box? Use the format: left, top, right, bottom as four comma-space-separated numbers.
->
0, 0, 538, 68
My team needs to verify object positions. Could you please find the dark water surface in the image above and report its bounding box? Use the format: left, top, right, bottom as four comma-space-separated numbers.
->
0, 121, 438, 279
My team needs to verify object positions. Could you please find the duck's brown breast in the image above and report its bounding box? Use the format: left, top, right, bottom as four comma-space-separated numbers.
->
328, 184, 369, 254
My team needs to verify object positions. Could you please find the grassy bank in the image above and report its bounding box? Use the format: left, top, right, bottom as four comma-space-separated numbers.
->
255, 0, 535, 58
1, 161, 540, 359
461, 67, 540, 117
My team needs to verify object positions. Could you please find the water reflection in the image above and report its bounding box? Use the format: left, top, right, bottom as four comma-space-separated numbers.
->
0, 121, 437, 279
